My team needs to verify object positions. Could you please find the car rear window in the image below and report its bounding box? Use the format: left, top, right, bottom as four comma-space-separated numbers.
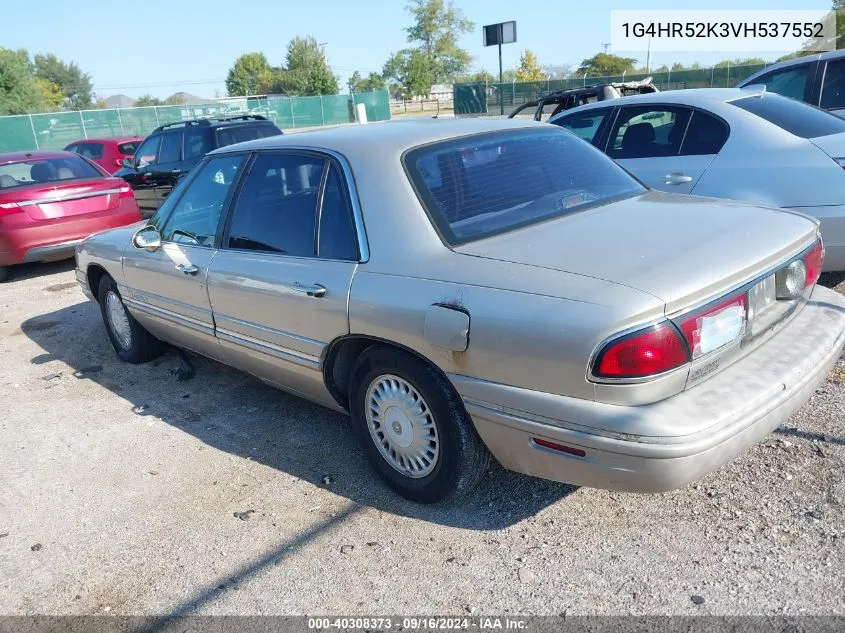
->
404, 128, 645, 245
729, 93, 845, 139
117, 141, 140, 156
215, 124, 282, 148
0, 155, 103, 189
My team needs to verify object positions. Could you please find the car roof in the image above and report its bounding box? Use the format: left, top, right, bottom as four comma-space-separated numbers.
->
0, 150, 78, 165
70, 136, 144, 144
210, 117, 542, 157
737, 51, 845, 86
552, 88, 760, 113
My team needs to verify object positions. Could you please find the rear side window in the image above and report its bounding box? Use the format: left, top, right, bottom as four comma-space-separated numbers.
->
117, 141, 140, 156
730, 94, 845, 139
680, 111, 729, 155
226, 153, 324, 256
820, 59, 845, 110
216, 124, 281, 148
405, 129, 644, 245
0, 155, 103, 188
748, 66, 810, 101
553, 109, 612, 145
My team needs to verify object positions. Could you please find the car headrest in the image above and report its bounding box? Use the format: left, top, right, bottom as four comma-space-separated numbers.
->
30, 162, 54, 182
622, 122, 655, 149
0, 174, 18, 188
56, 167, 75, 180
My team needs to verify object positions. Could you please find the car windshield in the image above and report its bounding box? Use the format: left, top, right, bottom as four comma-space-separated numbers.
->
0, 155, 103, 189
404, 128, 645, 245
730, 93, 845, 139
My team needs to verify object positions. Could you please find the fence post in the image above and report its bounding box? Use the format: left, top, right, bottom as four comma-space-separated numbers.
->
319, 95, 325, 125
726, 63, 731, 87
28, 114, 39, 149
711, 65, 715, 87
79, 110, 88, 139
153, 106, 160, 127
289, 98, 296, 129
117, 108, 125, 135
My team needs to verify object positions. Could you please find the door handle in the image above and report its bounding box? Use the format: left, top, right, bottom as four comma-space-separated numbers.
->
288, 283, 327, 298
664, 172, 693, 185
175, 263, 199, 275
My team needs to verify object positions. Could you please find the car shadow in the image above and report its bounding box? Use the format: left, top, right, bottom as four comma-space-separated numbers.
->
21, 301, 577, 530
3, 259, 75, 283
819, 271, 845, 289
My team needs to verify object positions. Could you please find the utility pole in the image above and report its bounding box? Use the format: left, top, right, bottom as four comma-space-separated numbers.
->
601, 43, 610, 54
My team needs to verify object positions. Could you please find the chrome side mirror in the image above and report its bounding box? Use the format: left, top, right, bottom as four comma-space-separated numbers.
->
132, 226, 161, 252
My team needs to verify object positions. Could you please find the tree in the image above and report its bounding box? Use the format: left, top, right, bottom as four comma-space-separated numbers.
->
273, 36, 339, 96
33, 53, 93, 109
577, 53, 637, 77
0, 48, 44, 115
515, 50, 544, 82
35, 77, 64, 110
348, 70, 386, 93
226, 52, 276, 96
714, 57, 766, 68
135, 94, 163, 107
383, 0, 474, 96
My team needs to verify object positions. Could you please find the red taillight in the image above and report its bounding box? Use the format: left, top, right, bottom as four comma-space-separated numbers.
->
803, 238, 824, 288
594, 323, 689, 379
119, 185, 134, 199
677, 294, 747, 359
532, 437, 586, 457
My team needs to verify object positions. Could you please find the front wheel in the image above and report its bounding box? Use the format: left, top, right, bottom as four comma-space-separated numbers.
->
97, 275, 163, 363
348, 346, 490, 503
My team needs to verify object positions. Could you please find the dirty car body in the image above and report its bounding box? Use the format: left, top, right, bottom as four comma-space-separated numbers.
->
75, 118, 845, 503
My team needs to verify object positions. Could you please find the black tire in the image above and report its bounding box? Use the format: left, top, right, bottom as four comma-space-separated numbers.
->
97, 275, 163, 363
348, 345, 490, 504
0, 266, 7, 283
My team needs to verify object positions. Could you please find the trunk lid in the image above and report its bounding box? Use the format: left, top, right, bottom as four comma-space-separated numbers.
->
0, 177, 126, 221
455, 191, 817, 314
808, 131, 845, 160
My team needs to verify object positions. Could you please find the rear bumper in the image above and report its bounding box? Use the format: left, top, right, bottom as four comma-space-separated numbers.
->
0, 207, 140, 266
452, 286, 845, 492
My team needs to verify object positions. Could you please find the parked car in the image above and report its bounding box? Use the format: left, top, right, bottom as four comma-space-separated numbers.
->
114, 115, 282, 216
737, 50, 845, 117
550, 88, 845, 271
0, 151, 142, 282
75, 119, 845, 503
508, 77, 657, 121
64, 136, 144, 174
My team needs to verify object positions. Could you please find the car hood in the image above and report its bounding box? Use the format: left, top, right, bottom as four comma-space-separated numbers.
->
455, 191, 818, 313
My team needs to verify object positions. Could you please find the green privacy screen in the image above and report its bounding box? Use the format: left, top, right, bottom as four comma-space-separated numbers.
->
454, 64, 767, 116
0, 91, 391, 152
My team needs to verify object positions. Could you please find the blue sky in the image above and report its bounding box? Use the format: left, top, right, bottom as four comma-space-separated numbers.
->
3, 0, 833, 99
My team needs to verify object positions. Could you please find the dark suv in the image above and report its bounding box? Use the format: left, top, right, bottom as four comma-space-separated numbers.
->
116, 115, 282, 215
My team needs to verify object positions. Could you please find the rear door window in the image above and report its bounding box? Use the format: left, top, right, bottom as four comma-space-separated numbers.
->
607, 106, 692, 159
184, 128, 212, 160
748, 65, 812, 101
679, 111, 729, 155
730, 93, 845, 138
552, 108, 613, 145
820, 59, 845, 110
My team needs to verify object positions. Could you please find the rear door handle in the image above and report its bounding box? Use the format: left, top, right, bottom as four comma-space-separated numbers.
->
664, 172, 693, 185
175, 263, 199, 275
288, 283, 326, 298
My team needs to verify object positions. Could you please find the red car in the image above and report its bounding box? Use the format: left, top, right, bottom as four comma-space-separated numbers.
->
64, 136, 144, 174
0, 151, 142, 282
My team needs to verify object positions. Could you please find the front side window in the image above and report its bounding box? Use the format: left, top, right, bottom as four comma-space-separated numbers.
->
158, 132, 183, 164
157, 155, 246, 246
405, 128, 644, 245
820, 59, 845, 109
134, 135, 161, 168
730, 93, 845, 139
552, 109, 612, 144
608, 106, 691, 159
752, 66, 810, 101
0, 155, 103, 188
226, 153, 324, 256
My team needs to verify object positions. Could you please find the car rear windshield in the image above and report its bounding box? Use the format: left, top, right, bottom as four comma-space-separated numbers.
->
117, 141, 140, 156
404, 128, 645, 245
215, 124, 281, 148
729, 93, 845, 139
0, 155, 103, 189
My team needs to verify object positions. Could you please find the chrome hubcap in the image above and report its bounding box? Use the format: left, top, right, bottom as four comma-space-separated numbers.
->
365, 374, 439, 479
105, 291, 132, 350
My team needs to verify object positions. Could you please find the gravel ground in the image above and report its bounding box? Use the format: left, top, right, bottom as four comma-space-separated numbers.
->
0, 261, 843, 617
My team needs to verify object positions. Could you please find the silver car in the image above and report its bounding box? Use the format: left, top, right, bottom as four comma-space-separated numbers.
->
549, 88, 845, 271
75, 118, 845, 504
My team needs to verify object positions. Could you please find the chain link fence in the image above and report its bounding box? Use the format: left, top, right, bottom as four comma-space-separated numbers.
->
455, 63, 769, 116
0, 91, 391, 153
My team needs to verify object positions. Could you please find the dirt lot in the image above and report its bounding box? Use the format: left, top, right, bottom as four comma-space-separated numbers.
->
0, 261, 843, 617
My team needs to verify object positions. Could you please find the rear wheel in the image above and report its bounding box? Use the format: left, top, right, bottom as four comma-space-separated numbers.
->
97, 275, 163, 363
348, 345, 489, 503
